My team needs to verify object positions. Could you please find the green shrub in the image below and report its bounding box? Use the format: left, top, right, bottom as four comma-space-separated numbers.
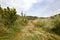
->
0, 7, 17, 27
51, 15, 60, 35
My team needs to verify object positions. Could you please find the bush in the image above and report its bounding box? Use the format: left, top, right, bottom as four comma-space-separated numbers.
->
51, 15, 60, 35
0, 6, 17, 26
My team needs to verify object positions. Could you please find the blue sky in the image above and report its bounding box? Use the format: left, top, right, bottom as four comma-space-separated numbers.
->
0, 0, 60, 17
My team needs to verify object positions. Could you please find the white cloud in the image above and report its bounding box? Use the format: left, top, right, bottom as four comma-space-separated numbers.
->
0, 0, 59, 17
0, 0, 43, 11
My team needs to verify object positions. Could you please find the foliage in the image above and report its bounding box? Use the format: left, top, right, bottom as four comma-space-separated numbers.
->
0, 6, 17, 26
51, 15, 60, 35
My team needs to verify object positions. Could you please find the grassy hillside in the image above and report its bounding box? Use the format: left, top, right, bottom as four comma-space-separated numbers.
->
0, 7, 60, 40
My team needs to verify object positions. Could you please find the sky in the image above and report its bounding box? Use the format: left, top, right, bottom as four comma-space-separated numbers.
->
0, 0, 60, 17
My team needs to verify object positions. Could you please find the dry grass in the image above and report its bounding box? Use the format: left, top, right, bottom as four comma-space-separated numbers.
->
13, 20, 60, 40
